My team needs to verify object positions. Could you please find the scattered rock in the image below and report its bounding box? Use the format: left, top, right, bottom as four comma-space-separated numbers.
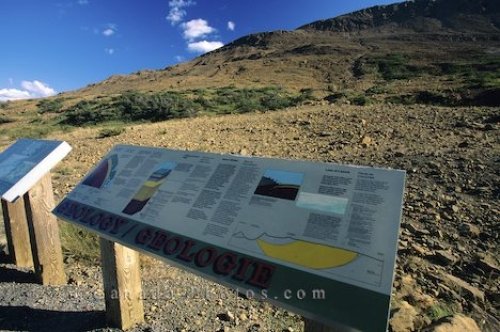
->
426, 315, 481, 332
360, 135, 373, 146
390, 301, 419, 332
434, 250, 457, 266
477, 255, 500, 274
459, 223, 481, 237
394, 150, 405, 157
439, 273, 485, 303
217, 311, 235, 322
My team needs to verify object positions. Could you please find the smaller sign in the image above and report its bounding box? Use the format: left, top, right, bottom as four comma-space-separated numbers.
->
0, 139, 72, 202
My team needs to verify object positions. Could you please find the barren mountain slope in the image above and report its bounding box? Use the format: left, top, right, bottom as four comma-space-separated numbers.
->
55, 0, 499, 105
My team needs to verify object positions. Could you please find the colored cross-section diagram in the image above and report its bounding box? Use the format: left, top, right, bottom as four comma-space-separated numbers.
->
82, 154, 118, 189
122, 161, 176, 215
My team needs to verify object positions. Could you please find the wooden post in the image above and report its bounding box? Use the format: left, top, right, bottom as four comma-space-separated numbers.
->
23, 173, 66, 285
1, 198, 34, 267
100, 237, 144, 330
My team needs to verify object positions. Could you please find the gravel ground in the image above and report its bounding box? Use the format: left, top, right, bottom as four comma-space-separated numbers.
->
0, 104, 499, 331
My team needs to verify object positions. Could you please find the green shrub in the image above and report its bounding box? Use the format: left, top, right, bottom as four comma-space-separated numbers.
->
0, 116, 12, 124
97, 127, 125, 139
37, 98, 64, 113
386, 94, 416, 105
59, 87, 315, 126
0, 101, 9, 110
61, 100, 117, 125
368, 53, 426, 80
350, 94, 372, 106
366, 85, 389, 95
324, 92, 347, 103
114, 91, 198, 121
426, 303, 454, 321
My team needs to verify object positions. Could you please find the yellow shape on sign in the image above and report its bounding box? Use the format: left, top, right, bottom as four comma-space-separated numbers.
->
256, 239, 358, 269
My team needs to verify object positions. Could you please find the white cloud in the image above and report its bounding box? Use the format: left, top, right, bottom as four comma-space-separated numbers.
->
105, 48, 115, 55
175, 55, 185, 62
227, 21, 235, 31
102, 23, 117, 37
8, 78, 13, 86
21, 80, 56, 97
187, 40, 223, 53
182, 19, 216, 40
77, 0, 89, 5
166, 0, 195, 25
0, 89, 31, 101
0, 80, 56, 101
167, 7, 187, 25
103, 28, 115, 36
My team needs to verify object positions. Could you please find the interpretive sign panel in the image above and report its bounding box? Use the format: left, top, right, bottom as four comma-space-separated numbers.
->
0, 139, 72, 202
53, 145, 406, 331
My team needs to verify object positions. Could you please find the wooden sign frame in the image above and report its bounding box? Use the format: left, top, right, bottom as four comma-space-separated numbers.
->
0, 139, 71, 285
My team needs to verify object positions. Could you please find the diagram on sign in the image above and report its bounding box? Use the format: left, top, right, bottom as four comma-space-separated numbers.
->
122, 161, 176, 215
229, 225, 384, 287
82, 154, 119, 189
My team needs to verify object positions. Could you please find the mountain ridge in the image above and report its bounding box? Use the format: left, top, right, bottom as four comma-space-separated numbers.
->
299, 0, 500, 33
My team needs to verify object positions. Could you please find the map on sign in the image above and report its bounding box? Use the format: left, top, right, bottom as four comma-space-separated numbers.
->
54, 145, 405, 331
0, 139, 72, 202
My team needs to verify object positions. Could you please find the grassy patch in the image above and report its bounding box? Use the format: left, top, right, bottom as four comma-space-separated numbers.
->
357, 53, 428, 81
438, 57, 500, 89
0, 124, 53, 139
426, 303, 455, 321
59, 223, 100, 262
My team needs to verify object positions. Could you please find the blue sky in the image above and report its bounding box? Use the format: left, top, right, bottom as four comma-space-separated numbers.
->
0, 0, 399, 100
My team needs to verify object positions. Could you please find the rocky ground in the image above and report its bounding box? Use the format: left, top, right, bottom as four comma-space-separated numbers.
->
0, 104, 499, 331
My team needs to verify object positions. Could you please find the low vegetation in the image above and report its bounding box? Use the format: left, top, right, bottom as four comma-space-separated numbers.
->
59, 223, 100, 263
97, 126, 125, 138
57, 86, 315, 126
426, 303, 455, 322
0, 116, 12, 125
37, 98, 64, 114
0, 101, 10, 110
355, 53, 500, 90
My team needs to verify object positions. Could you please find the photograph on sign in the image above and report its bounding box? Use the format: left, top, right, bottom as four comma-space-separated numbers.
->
53, 145, 405, 331
254, 169, 304, 201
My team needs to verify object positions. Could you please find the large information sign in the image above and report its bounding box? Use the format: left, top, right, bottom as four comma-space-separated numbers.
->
53, 145, 405, 331
0, 139, 72, 202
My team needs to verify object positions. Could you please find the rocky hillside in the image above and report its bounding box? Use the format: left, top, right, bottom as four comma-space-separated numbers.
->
1, 103, 499, 331
48, 0, 497, 109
